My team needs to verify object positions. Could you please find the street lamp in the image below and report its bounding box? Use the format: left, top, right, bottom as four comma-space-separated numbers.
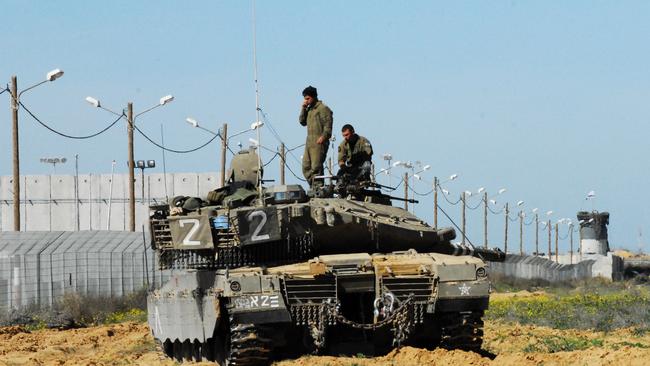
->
86, 94, 174, 231
136, 160, 156, 204
39, 157, 67, 173
9, 68, 65, 231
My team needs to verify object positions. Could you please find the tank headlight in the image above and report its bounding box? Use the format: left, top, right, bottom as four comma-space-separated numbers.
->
230, 281, 241, 292
476, 267, 487, 278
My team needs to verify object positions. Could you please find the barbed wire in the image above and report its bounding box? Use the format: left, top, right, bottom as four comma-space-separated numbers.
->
133, 124, 219, 154
20, 101, 124, 139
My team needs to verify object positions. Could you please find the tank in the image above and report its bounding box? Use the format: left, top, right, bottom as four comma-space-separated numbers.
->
147, 148, 505, 364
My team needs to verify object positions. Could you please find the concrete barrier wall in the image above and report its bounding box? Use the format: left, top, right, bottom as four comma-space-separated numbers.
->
0, 172, 219, 232
489, 254, 598, 282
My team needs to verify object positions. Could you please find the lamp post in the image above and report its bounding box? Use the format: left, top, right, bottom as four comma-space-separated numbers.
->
136, 160, 156, 204
86, 94, 174, 231
9, 69, 64, 231
433, 173, 458, 228
484, 188, 506, 248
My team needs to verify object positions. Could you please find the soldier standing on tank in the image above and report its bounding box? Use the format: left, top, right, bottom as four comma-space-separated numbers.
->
299, 86, 333, 188
337, 124, 373, 181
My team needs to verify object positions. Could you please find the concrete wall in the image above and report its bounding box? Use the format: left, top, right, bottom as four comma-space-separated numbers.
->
489, 253, 624, 281
0, 172, 219, 232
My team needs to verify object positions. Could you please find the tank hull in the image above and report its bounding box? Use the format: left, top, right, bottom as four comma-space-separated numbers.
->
148, 251, 490, 364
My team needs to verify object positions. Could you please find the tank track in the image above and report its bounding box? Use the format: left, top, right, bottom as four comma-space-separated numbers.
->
439, 310, 484, 351
222, 321, 273, 365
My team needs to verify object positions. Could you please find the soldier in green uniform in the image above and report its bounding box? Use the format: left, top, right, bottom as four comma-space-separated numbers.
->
299, 86, 333, 188
337, 124, 373, 182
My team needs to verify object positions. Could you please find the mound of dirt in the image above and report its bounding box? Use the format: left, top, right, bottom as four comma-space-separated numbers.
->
1, 320, 650, 365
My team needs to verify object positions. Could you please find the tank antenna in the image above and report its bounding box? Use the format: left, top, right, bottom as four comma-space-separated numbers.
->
252, 0, 264, 206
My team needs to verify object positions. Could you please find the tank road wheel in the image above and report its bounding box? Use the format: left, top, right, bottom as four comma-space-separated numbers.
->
214, 318, 273, 366
440, 311, 484, 352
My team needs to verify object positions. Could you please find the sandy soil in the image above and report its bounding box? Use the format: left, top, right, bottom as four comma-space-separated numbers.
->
1, 320, 650, 366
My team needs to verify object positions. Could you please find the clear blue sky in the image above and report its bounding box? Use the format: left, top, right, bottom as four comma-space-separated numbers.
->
1, 1, 649, 252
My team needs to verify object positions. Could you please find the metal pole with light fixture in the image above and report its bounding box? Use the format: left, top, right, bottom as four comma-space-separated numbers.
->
461, 191, 466, 245
86, 94, 173, 231
280, 143, 286, 185
504, 202, 509, 254
10, 69, 64, 231
136, 160, 156, 204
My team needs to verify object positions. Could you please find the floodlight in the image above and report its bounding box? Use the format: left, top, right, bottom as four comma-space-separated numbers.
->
392, 161, 401, 167
464, 190, 472, 197
249, 138, 259, 146
382, 153, 392, 161
422, 165, 431, 171
477, 187, 485, 194
497, 188, 506, 195
136, 160, 145, 169
546, 210, 553, 216
490, 199, 497, 205
449, 174, 458, 180
251, 121, 264, 129
442, 189, 450, 195
147, 160, 156, 168
532, 208, 539, 213
517, 200, 524, 206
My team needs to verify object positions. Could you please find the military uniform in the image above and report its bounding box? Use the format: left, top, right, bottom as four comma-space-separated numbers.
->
338, 134, 373, 180
299, 100, 333, 186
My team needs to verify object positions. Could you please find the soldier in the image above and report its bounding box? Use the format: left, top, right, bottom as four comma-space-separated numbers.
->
299, 85, 333, 188
337, 124, 373, 181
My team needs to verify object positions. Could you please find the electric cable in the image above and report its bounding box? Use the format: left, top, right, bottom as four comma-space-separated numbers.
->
438, 204, 476, 248
262, 152, 279, 168
440, 191, 461, 205
465, 197, 484, 210
20, 101, 124, 139
133, 124, 219, 153
487, 205, 504, 215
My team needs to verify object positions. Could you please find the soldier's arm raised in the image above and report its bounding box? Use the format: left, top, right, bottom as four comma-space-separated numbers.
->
299, 106, 307, 126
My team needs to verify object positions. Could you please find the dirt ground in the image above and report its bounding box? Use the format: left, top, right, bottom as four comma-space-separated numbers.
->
1, 318, 650, 366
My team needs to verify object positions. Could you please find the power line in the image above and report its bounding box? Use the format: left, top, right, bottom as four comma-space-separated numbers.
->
262, 152, 279, 168
20, 101, 124, 139
133, 124, 219, 154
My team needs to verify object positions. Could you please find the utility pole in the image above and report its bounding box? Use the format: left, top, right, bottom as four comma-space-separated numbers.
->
433, 177, 438, 228
535, 213, 539, 255
483, 191, 488, 248
403, 172, 409, 211
519, 211, 524, 255
127, 103, 135, 232
220, 123, 228, 187
547, 219, 552, 260
555, 222, 559, 263
504, 202, 509, 254
461, 192, 466, 245
11, 76, 20, 231
570, 224, 574, 263
279, 143, 286, 185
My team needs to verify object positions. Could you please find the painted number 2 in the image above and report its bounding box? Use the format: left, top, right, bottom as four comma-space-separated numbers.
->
247, 210, 270, 241
179, 219, 201, 246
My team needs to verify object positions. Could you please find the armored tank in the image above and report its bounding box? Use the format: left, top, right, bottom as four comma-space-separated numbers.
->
147, 148, 504, 364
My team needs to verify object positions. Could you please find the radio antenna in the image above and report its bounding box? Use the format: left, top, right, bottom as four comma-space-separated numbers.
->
252, 0, 264, 205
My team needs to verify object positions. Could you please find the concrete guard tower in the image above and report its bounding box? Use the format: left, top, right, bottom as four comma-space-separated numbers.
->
577, 211, 610, 255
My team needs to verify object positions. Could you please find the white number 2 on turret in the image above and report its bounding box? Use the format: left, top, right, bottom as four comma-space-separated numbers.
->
179, 219, 201, 246
247, 210, 270, 241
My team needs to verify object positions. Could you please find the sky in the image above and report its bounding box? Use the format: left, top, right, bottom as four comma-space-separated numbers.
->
1, 1, 649, 252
